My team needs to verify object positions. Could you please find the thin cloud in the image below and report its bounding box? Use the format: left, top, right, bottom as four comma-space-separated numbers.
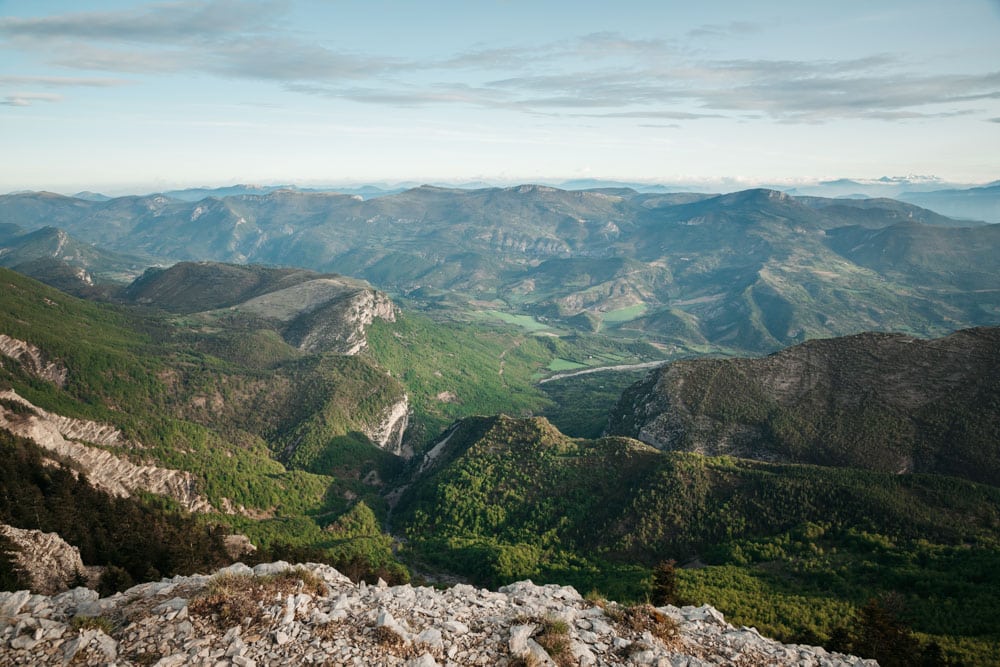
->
1, 5, 997, 123
575, 110, 724, 120
1, 92, 62, 106
0, 0, 282, 43
0, 75, 129, 87
687, 21, 762, 40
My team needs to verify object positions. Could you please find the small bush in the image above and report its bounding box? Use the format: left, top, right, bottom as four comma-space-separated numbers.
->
264, 567, 328, 597
71, 615, 115, 635
126, 648, 163, 666
372, 625, 405, 648
97, 565, 134, 597
604, 602, 680, 646
313, 620, 344, 641
651, 559, 680, 606
535, 632, 572, 666
541, 616, 569, 636
507, 614, 575, 667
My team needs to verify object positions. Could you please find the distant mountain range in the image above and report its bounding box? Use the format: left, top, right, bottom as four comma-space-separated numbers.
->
898, 182, 1000, 224
1, 185, 998, 355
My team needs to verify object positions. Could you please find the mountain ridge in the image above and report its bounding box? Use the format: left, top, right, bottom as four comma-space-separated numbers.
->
4, 185, 996, 355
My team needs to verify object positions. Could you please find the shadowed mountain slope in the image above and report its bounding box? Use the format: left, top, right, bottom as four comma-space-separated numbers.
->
607, 327, 1000, 485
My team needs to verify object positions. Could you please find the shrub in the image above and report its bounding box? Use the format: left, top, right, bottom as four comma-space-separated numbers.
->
651, 559, 680, 606
604, 602, 680, 645
71, 615, 115, 635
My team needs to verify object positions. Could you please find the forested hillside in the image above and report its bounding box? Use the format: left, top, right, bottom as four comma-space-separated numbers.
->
396, 415, 1000, 664
608, 328, 1000, 485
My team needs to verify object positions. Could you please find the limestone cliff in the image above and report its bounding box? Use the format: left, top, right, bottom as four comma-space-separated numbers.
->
220, 277, 397, 355
363, 395, 411, 458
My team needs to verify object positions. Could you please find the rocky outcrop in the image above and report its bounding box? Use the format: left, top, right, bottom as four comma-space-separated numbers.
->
0, 391, 138, 450
0, 561, 875, 666
363, 395, 411, 458
0, 334, 67, 387
225, 278, 397, 355
0, 390, 212, 513
0, 525, 98, 596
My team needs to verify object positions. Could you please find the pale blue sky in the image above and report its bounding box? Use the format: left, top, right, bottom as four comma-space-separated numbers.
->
1, 0, 998, 193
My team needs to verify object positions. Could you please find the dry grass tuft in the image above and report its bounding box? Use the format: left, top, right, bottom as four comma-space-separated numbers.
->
604, 602, 680, 646
189, 568, 328, 629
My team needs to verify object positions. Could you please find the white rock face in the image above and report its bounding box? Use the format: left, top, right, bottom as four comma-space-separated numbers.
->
0, 334, 68, 386
0, 389, 213, 513
0, 524, 92, 595
295, 287, 396, 356
222, 278, 397, 355
0, 562, 877, 666
364, 395, 411, 458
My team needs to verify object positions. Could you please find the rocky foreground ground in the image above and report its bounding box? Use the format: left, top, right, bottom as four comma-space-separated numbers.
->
0, 561, 875, 666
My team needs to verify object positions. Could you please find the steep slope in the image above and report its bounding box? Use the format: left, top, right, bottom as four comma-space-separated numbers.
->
824, 221, 1000, 291
0, 428, 231, 594
608, 327, 1000, 485
0, 389, 211, 512
396, 415, 1000, 663
0, 267, 410, 547
0, 226, 148, 290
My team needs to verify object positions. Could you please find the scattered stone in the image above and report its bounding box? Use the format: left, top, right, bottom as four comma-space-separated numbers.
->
0, 561, 877, 666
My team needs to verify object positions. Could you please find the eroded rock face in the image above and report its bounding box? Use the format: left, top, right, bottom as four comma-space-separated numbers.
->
0, 525, 94, 595
363, 396, 411, 458
0, 561, 876, 666
0, 389, 213, 513
0, 334, 68, 386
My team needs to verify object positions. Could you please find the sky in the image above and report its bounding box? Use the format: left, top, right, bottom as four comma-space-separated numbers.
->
1, 0, 998, 194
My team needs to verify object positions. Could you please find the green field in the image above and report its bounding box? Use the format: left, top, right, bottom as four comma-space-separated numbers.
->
547, 358, 588, 372
476, 309, 553, 332
602, 303, 648, 323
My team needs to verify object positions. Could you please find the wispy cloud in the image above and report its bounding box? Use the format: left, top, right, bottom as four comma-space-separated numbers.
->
1, 92, 62, 106
687, 21, 762, 40
0, 0, 282, 43
0, 75, 129, 87
1, 3, 997, 124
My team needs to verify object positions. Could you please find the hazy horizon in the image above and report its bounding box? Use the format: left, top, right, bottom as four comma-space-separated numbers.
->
8, 174, 999, 200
